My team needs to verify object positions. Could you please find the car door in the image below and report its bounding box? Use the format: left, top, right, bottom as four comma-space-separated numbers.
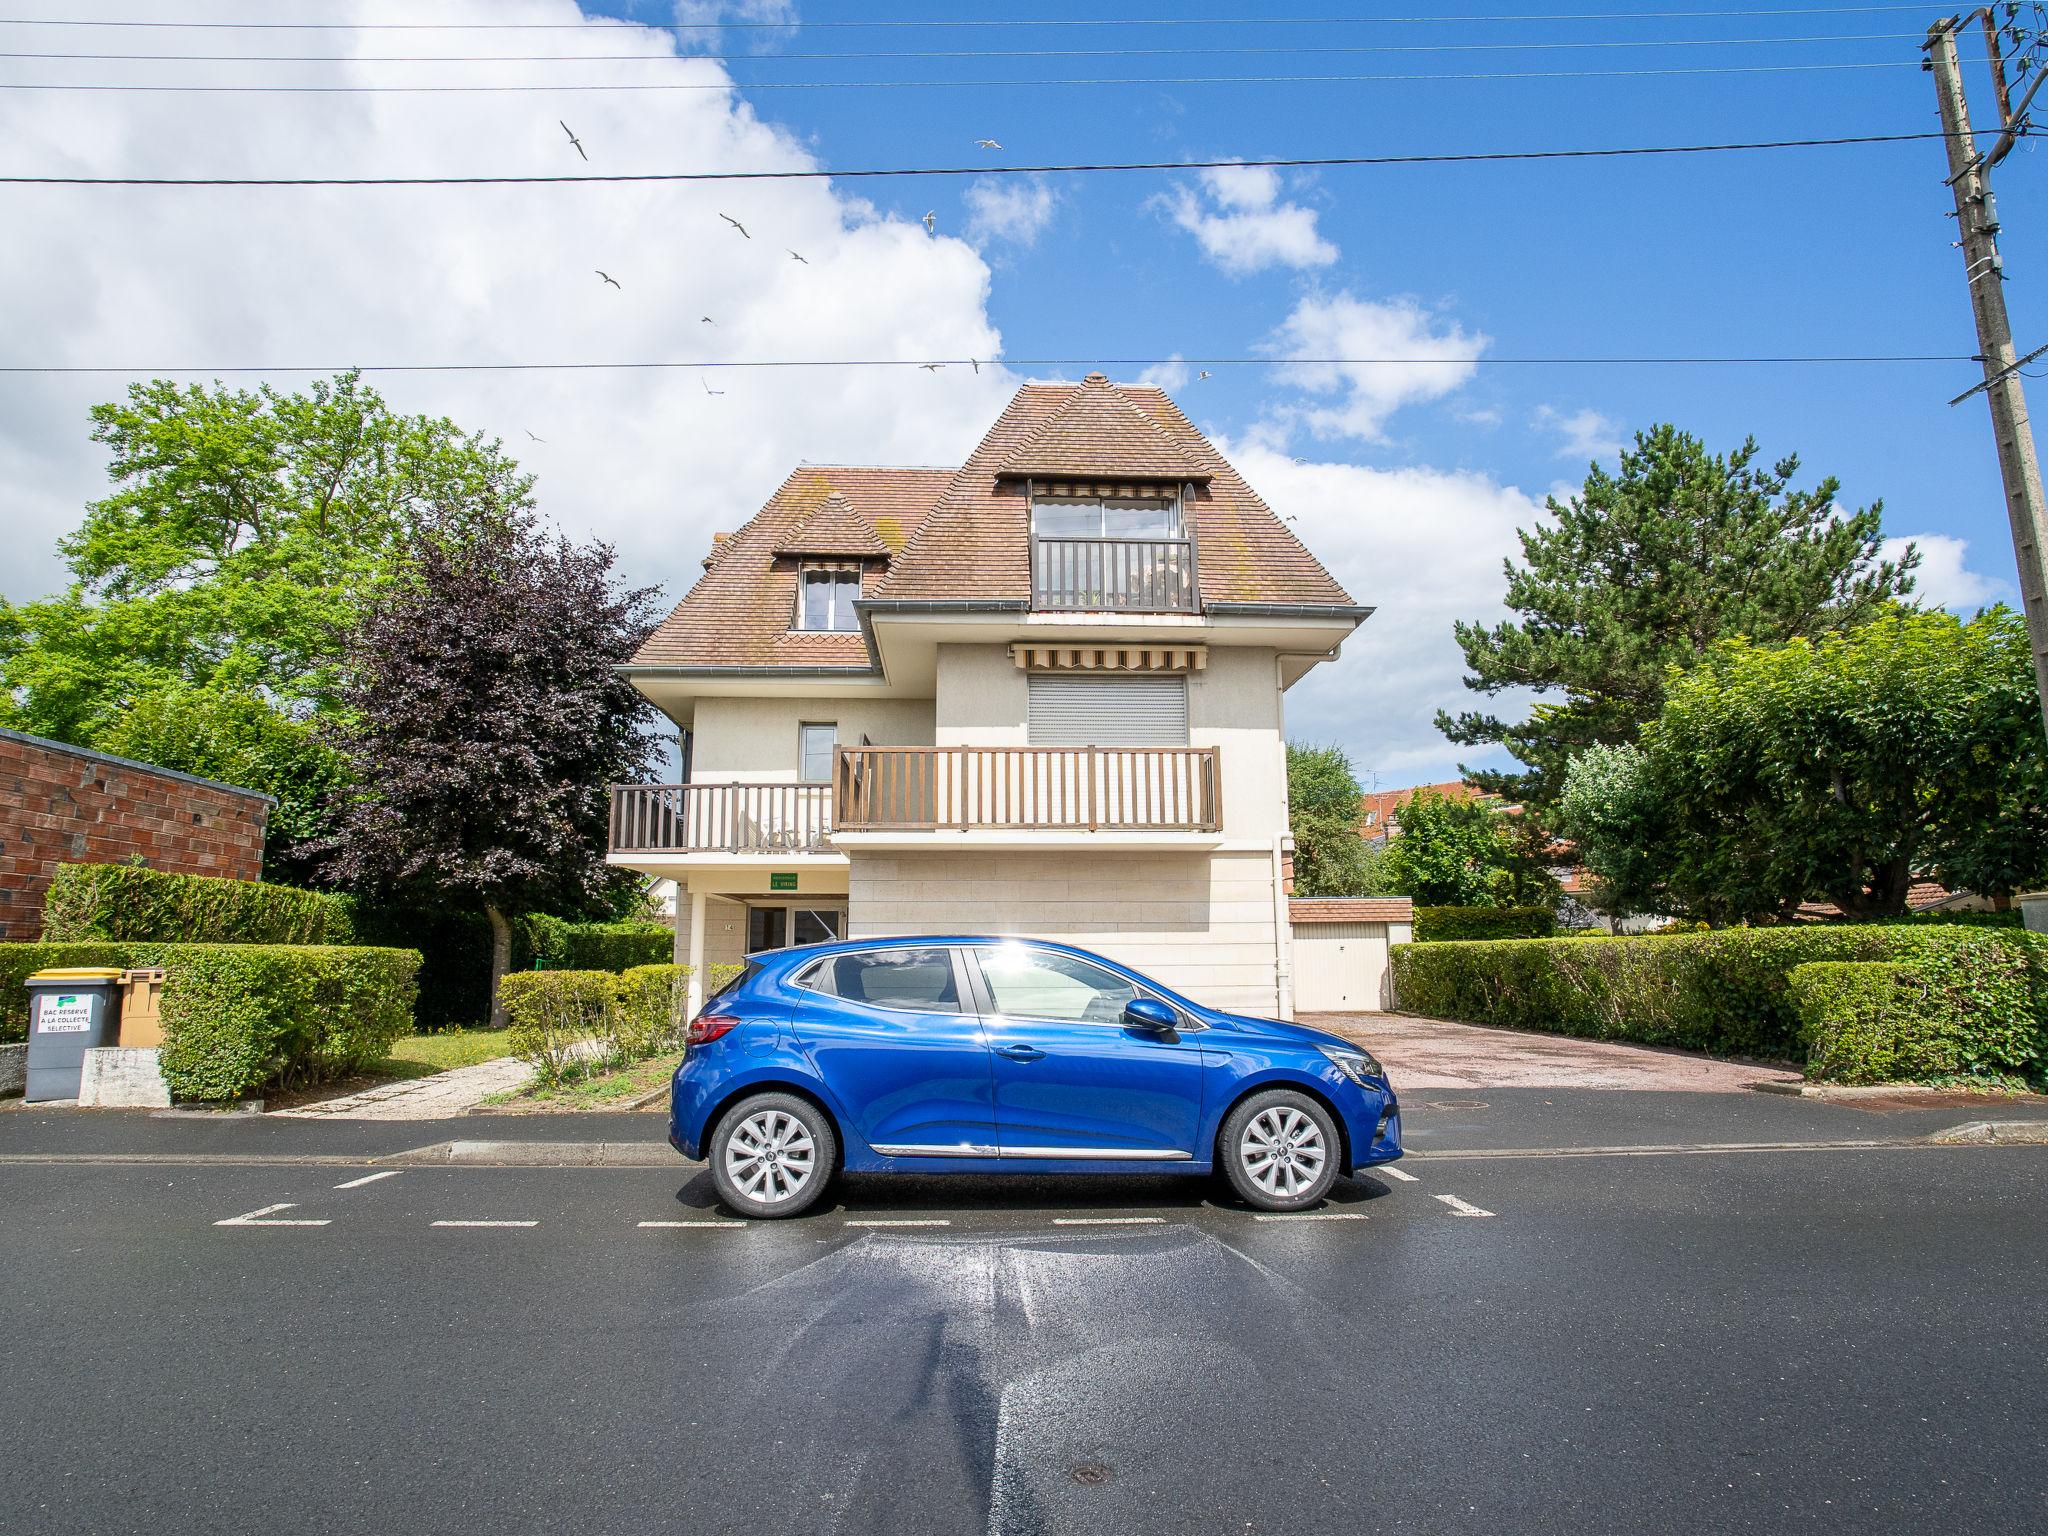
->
793, 946, 997, 1157
966, 943, 1208, 1159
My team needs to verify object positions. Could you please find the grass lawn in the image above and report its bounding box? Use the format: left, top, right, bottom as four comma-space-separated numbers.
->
368, 1028, 516, 1082
484, 1053, 679, 1109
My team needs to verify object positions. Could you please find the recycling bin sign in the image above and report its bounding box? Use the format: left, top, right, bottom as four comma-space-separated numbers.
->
24, 968, 123, 1103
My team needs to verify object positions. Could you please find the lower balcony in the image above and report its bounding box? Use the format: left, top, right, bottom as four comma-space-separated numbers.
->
608, 781, 835, 858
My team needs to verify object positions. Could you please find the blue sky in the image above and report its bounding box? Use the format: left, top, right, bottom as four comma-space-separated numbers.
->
2, 1, 2040, 787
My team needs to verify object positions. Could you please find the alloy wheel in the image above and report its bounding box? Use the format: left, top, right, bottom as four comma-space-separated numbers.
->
723, 1108, 817, 1206
1239, 1105, 1328, 1199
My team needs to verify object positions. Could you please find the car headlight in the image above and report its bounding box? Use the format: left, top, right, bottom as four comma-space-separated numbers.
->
1316, 1043, 1384, 1084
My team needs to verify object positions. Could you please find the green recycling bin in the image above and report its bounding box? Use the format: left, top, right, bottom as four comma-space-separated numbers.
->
25, 968, 124, 1103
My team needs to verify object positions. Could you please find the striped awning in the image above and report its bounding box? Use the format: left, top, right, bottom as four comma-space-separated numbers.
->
1010, 644, 1207, 673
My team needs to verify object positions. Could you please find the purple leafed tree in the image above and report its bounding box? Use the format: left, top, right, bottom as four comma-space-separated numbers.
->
322, 510, 661, 1024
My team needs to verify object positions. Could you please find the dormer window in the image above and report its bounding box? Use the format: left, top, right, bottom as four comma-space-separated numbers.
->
797, 563, 862, 632
1031, 489, 1182, 540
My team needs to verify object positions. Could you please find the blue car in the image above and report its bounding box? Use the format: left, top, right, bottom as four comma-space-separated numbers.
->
670, 936, 1402, 1218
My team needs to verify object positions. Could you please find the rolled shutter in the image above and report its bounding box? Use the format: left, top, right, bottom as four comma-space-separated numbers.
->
1026, 675, 1189, 747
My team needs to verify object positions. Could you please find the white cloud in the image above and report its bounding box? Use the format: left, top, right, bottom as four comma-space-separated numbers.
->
1261, 292, 1488, 442
1138, 355, 1191, 390
1224, 442, 1544, 783
1885, 533, 2009, 612
1534, 405, 1623, 465
0, 0, 1014, 614
963, 175, 1059, 249
1157, 163, 1337, 277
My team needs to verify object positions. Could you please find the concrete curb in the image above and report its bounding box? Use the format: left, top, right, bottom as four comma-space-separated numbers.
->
1928, 1119, 2048, 1145
388, 1138, 682, 1168
1753, 1080, 2048, 1103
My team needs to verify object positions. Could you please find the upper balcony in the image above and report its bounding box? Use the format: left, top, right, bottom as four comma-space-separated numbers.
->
1031, 536, 1196, 614
609, 744, 1221, 860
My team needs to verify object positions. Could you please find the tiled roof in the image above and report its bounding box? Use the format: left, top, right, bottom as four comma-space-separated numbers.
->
994, 372, 1211, 481
875, 377, 1356, 608
1290, 898, 1415, 923
771, 489, 890, 559
631, 466, 952, 669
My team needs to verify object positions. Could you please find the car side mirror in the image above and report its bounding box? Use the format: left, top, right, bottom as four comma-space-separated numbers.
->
1122, 997, 1179, 1033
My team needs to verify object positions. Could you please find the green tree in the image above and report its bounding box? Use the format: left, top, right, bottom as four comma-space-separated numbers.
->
1379, 787, 1555, 907
1559, 607, 2048, 923
1286, 743, 1374, 896
0, 373, 533, 880
1440, 425, 1916, 814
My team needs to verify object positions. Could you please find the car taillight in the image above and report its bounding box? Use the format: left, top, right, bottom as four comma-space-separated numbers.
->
686, 1012, 738, 1046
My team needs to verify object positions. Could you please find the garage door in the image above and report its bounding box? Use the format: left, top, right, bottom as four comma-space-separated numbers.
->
1292, 922, 1391, 1012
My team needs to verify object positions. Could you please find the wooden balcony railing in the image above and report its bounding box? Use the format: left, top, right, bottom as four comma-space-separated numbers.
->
1032, 537, 1197, 612
834, 745, 1220, 833
609, 781, 834, 855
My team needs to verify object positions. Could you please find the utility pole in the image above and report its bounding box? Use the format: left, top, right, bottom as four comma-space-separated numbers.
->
1926, 10, 2048, 732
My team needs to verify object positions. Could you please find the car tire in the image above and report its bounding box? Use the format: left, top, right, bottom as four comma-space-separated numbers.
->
1219, 1089, 1341, 1212
709, 1092, 837, 1219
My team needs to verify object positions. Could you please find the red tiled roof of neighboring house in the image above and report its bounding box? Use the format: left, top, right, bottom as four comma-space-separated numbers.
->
874, 375, 1355, 609
770, 488, 891, 559
633, 466, 952, 668
1359, 781, 1489, 832
1290, 897, 1415, 923
1796, 881, 1977, 921
631, 377, 1359, 670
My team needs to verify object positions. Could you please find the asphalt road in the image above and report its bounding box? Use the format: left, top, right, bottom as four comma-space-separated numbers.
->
3, 1092, 2046, 1536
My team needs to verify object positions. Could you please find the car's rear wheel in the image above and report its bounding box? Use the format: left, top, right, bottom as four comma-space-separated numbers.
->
709, 1092, 837, 1219
1220, 1089, 1340, 1211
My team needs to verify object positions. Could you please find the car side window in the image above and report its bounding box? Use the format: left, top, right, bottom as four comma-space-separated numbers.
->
826, 948, 961, 1013
973, 945, 1143, 1025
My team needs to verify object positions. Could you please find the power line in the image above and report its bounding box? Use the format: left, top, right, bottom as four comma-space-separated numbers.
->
0, 33, 1927, 63
0, 7, 1947, 31
0, 355, 1975, 377
0, 58, 1924, 93
0, 128, 1990, 188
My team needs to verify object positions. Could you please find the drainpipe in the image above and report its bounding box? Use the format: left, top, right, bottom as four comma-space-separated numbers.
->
1271, 834, 1294, 1020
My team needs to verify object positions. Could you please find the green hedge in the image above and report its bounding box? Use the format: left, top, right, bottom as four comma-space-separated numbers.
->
498, 961, 742, 1085
1389, 925, 2048, 1071
517, 914, 673, 973
41, 863, 355, 945
0, 941, 419, 1098
1789, 960, 2039, 1085
1413, 905, 1557, 943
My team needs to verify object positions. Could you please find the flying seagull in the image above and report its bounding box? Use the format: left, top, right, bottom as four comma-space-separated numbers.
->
969, 358, 980, 374
559, 120, 586, 160
788, 249, 808, 265
974, 138, 1002, 150
920, 362, 944, 372
595, 270, 620, 288
526, 430, 547, 443
921, 210, 936, 235
1197, 370, 1212, 380
701, 377, 725, 397
700, 315, 715, 325
719, 212, 750, 239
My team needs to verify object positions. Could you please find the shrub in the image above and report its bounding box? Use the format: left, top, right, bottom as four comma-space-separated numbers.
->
1791, 959, 2041, 1085
347, 902, 495, 1032
517, 914, 672, 972
1414, 906, 1557, 943
40, 863, 355, 945
499, 962, 693, 1085
1389, 924, 2048, 1070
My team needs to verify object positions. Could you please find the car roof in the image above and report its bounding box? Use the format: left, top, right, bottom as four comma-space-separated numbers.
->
748, 935, 1116, 969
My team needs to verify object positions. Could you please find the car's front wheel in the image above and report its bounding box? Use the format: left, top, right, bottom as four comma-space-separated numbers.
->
1220, 1089, 1340, 1211
709, 1092, 837, 1219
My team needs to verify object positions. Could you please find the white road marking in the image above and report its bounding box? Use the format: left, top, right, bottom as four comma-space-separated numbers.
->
1433, 1193, 1495, 1218
1251, 1210, 1367, 1222
332, 1170, 400, 1190
1380, 1166, 1420, 1183
1052, 1216, 1166, 1226
844, 1218, 951, 1227
216, 1202, 330, 1228
431, 1219, 538, 1228
637, 1219, 744, 1229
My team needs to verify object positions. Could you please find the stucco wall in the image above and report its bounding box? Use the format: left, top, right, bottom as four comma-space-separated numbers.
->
846, 847, 1284, 1016
690, 696, 936, 782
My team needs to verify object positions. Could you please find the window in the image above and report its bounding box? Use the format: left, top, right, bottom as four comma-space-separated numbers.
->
793, 909, 841, 946
797, 564, 862, 632
974, 944, 1142, 1025
750, 905, 843, 953
825, 948, 960, 1013
800, 723, 836, 783
747, 907, 786, 953
1026, 674, 1189, 747
1031, 492, 1182, 540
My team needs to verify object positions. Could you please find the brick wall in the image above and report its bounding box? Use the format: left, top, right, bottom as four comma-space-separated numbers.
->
0, 728, 272, 941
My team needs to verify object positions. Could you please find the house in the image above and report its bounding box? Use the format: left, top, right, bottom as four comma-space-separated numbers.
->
1358, 780, 1494, 845
609, 373, 1370, 1019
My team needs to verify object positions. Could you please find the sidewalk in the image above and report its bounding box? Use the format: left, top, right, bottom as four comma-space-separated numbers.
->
272, 1056, 534, 1120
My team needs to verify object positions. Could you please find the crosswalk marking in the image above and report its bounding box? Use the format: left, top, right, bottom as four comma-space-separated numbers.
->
216, 1202, 330, 1228
1433, 1193, 1494, 1218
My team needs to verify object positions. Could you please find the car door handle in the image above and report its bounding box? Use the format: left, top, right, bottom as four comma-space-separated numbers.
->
994, 1044, 1046, 1062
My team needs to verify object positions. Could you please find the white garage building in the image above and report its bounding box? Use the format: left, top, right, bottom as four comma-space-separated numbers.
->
1288, 898, 1414, 1014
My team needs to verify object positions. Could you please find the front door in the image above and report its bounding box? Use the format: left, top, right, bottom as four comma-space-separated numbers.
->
967, 943, 1207, 1158
794, 945, 996, 1157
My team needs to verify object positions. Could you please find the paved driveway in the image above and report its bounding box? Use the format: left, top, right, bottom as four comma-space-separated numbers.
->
1305, 1011, 1803, 1091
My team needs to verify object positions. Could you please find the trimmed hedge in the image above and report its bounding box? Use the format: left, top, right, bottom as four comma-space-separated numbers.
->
517, 914, 673, 973
1389, 925, 2048, 1070
499, 961, 741, 1085
41, 863, 355, 945
0, 941, 419, 1098
1790, 959, 2041, 1085
1414, 905, 1557, 943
